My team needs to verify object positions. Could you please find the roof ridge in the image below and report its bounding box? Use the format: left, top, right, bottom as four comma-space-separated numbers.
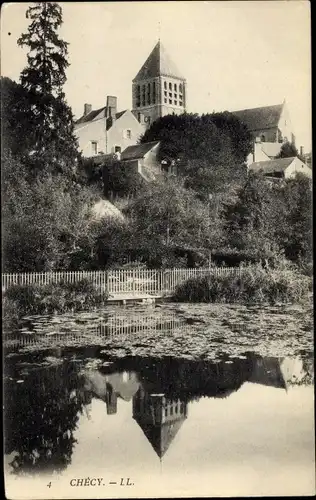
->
233, 103, 283, 113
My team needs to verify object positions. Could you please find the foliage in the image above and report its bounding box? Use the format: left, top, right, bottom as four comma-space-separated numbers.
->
0, 77, 32, 157
125, 179, 211, 247
276, 141, 304, 161
4, 279, 108, 318
222, 172, 285, 260
102, 159, 145, 197
16, 2, 79, 177
4, 360, 88, 474
140, 112, 252, 198
277, 174, 312, 262
174, 263, 311, 304
2, 171, 97, 272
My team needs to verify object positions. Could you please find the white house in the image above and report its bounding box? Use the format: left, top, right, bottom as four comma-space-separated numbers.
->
74, 96, 145, 158
248, 156, 312, 179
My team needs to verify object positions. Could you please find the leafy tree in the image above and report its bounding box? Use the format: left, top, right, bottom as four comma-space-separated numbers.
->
122, 179, 220, 266
276, 141, 304, 161
17, 2, 79, 177
140, 112, 252, 197
2, 170, 97, 272
102, 159, 145, 197
0, 77, 32, 158
277, 174, 312, 261
223, 172, 283, 261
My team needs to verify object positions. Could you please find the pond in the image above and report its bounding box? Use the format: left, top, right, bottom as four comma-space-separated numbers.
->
3, 302, 315, 498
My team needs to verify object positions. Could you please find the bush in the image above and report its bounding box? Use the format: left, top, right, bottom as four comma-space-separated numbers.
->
4, 279, 108, 318
174, 264, 311, 304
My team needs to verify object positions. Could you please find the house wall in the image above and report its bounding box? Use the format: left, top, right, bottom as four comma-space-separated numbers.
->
247, 141, 271, 166
74, 119, 107, 157
74, 111, 145, 158
251, 126, 279, 143
107, 111, 145, 154
284, 158, 312, 179
278, 103, 295, 144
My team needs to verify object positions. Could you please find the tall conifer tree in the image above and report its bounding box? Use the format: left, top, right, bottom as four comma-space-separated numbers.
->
17, 2, 78, 177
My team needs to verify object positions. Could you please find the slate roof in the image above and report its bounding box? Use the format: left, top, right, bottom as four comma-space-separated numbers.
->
121, 141, 160, 161
133, 415, 186, 458
248, 157, 295, 174
133, 41, 185, 82
232, 103, 283, 132
75, 108, 127, 126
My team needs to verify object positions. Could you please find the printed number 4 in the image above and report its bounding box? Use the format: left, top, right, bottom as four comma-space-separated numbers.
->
47, 482, 52, 488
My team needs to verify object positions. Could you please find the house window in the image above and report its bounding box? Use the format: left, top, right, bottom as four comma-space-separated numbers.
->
126, 129, 132, 139
91, 141, 98, 155
261, 134, 266, 142
115, 146, 121, 153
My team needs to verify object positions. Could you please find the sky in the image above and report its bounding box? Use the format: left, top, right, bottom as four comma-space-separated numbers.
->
1, 1, 312, 151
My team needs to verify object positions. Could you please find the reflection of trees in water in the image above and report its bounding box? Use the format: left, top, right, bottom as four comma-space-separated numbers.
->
109, 355, 254, 403
4, 349, 313, 475
4, 360, 89, 475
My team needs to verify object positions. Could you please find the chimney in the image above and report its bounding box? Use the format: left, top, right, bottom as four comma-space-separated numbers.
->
300, 146, 304, 157
253, 137, 261, 162
84, 103, 92, 116
106, 96, 117, 119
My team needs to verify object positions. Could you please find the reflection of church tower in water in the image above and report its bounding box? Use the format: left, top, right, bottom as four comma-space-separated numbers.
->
132, 385, 187, 458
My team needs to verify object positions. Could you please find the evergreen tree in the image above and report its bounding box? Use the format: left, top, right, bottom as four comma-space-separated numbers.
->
276, 141, 304, 161
17, 2, 79, 177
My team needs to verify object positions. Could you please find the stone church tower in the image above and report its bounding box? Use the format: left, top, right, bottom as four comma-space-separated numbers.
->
132, 41, 187, 129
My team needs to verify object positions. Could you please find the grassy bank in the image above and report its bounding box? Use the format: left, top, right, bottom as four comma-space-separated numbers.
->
3, 279, 108, 329
174, 264, 312, 304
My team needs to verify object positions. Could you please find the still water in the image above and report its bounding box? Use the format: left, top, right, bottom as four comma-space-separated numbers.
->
3, 305, 315, 498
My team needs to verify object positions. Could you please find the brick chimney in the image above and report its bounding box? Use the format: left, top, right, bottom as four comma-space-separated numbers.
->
84, 103, 92, 116
106, 96, 117, 119
106, 96, 117, 130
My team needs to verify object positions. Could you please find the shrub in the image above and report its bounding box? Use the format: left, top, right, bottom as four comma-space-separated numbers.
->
174, 264, 311, 304
3, 278, 108, 318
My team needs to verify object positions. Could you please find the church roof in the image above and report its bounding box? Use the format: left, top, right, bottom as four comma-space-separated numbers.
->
75, 108, 127, 126
121, 141, 160, 161
134, 417, 186, 458
232, 103, 284, 132
248, 157, 295, 175
133, 41, 185, 82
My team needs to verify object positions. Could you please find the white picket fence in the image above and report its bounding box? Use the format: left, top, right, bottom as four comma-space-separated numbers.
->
2, 266, 242, 296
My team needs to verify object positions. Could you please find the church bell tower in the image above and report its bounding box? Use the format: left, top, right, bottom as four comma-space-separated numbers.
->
132, 41, 187, 129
